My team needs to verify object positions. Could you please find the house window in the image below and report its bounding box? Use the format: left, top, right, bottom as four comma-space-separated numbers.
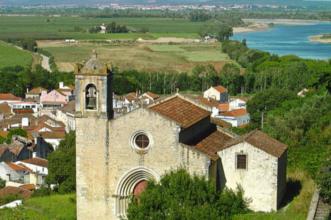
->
236, 154, 247, 170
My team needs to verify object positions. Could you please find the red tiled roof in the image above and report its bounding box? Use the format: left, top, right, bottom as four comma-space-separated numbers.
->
144, 92, 160, 100
13, 109, 34, 114
39, 131, 65, 139
197, 96, 219, 108
218, 103, 229, 112
125, 92, 138, 102
222, 130, 288, 158
8, 145, 25, 156
213, 86, 228, 93
0, 93, 21, 101
0, 102, 12, 115
27, 87, 46, 95
195, 130, 233, 160
149, 96, 210, 128
6, 162, 32, 172
221, 109, 248, 117
20, 157, 48, 167
0, 186, 32, 199
19, 184, 36, 191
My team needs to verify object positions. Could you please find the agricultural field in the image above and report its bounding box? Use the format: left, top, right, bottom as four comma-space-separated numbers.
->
0, 41, 33, 68
0, 194, 76, 220
38, 40, 234, 73
0, 16, 203, 41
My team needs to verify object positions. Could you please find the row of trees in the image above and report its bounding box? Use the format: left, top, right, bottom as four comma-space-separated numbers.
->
89, 22, 129, 34
0, 65, 74, 97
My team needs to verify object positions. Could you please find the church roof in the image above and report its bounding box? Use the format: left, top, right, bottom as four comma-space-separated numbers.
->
195, 130, 233, 160
75, 51, 111, 76
149, 95, 210, 129
221, 130, 287, 158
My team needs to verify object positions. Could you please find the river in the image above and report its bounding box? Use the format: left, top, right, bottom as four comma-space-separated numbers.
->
232, 21, 331, 60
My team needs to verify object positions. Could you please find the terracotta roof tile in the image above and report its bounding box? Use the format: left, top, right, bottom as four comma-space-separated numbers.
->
144, 92, 160, 100
27, 87, 46, 95
218, 103, 229, 112
19, 184, 36, 191
39, 131, 65, 139
149, 96, 210, 128
197, 96, 219, 108
0, 93, 21, 101
221, 109, 248, 117
222, 130, 287, 158
6, 162, 32, 172
213, 86, 228, 93
0, 186, 32, 199
195, 130, 233, 160
20, 157, 48, 167
0, 102, 12, 115
125, 92, 139, 102
13, 109, 34, 114
8, 145, 25, 156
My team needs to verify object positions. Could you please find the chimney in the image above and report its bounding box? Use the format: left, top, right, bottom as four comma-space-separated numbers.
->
32, 152, 37, 158
59, 82, 64, 89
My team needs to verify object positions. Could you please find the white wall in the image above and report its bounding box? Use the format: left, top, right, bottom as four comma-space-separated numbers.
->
229, 99, 246, 110
15, 161, 48, 176
218, 142, 279, 212
203, 87, 220, 101
0, 163, 21, 182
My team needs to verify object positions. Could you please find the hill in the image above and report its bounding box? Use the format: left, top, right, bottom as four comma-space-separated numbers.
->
0, 41, 33, 69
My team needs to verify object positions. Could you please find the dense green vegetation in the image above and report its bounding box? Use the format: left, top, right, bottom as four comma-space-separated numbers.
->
0, 194, 76, 220
0, 65, 74, 97
47, 132, 76, 193
127, 169, 248, 220
317, 159, 331, 203
0, 41, 33, 68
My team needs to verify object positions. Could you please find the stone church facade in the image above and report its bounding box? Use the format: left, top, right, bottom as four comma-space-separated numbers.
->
75, 54, 288, 220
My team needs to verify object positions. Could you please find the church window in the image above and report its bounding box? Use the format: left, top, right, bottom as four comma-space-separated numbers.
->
135, 134, 150, 149
236, 154, 247, 170
85, 84, 97, 110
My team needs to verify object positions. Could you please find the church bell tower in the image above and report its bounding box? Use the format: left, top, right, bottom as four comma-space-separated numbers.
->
74, 51, 113, 119
75, 52, 114, 220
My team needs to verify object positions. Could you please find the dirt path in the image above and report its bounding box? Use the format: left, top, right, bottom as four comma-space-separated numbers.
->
40, 54, 52, 72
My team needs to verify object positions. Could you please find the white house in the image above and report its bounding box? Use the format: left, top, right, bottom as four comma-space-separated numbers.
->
9, 101, 40, 113
203, 86, 228, 103
100, 24, 107, 34
139, 92, 160, 105
15, 157, 48, 176
217, 130, 288, 212
0, 162, 22, 182
216, 109, 250, 127
229, 98, 247, 110
56, 100, 75, 132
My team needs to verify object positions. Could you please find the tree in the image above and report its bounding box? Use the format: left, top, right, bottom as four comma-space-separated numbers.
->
0, 178, 5, 189
6, 128, 27, 144
199, 22, 233, 42
127, 169, 248, 220
47, 131, 76, 193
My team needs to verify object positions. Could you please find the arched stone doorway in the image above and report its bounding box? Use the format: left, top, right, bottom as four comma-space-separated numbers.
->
115, 167, 159, 219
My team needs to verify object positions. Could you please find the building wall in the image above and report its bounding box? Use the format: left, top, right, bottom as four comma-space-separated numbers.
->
76, 108, 210, 220
277, 151, 287, 208
218, 142, 279, 212
203, 88, 220, 101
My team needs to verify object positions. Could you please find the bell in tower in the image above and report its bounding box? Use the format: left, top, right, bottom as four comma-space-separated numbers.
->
75, 50, 113, 119
86, 84, 97, 110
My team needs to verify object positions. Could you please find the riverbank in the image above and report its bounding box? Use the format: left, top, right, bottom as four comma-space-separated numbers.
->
309, 34, 331, 44
233, 23, 270, 33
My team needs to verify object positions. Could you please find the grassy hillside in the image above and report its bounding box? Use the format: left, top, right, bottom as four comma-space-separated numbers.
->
0, 41, 33, 68
0, 194, 76, 220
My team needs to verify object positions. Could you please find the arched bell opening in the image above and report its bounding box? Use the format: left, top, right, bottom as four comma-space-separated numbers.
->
85, 84, 97, 110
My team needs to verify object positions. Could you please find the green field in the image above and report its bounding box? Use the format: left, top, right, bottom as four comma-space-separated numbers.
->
39, 41, 233, 73
0, 41, 33, 68
0, 194, 76, 220
0, 16, 203, 40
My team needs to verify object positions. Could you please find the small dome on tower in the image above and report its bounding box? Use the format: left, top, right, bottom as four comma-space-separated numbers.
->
75, 50, 111, 75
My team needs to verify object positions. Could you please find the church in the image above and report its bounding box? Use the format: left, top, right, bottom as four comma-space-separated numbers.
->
75, 53, 288, 220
